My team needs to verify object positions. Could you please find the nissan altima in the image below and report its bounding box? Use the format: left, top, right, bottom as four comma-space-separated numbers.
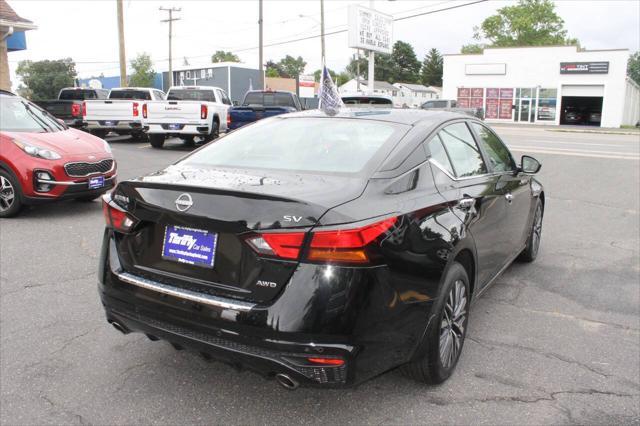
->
98, 109, 544, 388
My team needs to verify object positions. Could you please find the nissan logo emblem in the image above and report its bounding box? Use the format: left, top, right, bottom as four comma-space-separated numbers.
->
175, 193, 193, 212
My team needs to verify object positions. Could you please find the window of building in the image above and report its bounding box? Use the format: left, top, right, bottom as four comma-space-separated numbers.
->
201, 69, 206, 78
186, 70, 191, 79
537, 88, 557, 121
207, 69, 213, 78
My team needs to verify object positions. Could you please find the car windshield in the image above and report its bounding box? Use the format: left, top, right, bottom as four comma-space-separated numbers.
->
109, 90, 151, 100
182, 117, 404, 174
59, 89, 96, 100
167, 89, 215, 102
0, 97, 65, 133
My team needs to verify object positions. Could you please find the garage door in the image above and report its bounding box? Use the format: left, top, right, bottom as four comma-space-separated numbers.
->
561, 85, 604, 97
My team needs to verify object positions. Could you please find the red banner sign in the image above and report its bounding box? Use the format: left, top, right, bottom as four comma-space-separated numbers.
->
499, 88, 514, 99
470, 97, 484, 108
471, 88, 484, 98
457, 98, 470, 108
457, 88, 470, 98
486, 88, 499, 99
499, 99, 513, 119
485, 99, 499, 119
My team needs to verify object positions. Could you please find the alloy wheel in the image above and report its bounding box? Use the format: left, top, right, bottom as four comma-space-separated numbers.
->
439, 279, 467, 369
0, 176, 15, 212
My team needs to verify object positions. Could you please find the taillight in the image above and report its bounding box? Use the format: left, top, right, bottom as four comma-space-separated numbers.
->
82, 101, 87, 117
132, 102, 139, 117
306, 357, 345, 366
201, 104, 208, 119
102, 195, 137, 233
246, 232, 305, 260
71, 103, 81, 117
308, 217, 397, 263
246, 216, 397, 264
226, 112, 231, 127
142, 103, 148, 119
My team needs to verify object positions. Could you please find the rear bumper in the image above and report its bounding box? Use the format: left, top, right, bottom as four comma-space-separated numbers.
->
144, 123, 210, 136
98, 230, 435, 387
84, 120, 143, 133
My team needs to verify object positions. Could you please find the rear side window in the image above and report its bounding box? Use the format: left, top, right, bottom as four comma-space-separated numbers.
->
437, 123, 487, 178
427, 135, 455, 176
182, 118, 403, 174
109, 90, 151, 100
243, 92, 295, 107
470, 123, 514, 173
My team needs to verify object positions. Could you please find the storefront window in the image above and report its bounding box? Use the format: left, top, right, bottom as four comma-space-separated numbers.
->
515, 87, 537, 122
537, 88, 557, 121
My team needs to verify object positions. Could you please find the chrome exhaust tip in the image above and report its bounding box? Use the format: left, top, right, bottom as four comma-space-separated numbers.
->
275, 373, 299, 390
109, 321, 129, 334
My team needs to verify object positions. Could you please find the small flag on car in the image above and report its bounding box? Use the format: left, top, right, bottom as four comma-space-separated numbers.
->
318, 65, 343, 116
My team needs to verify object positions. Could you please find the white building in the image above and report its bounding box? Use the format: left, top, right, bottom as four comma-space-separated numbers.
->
393, 83, 439, 107
339, 79, 398, 97
443, 45, 638, 128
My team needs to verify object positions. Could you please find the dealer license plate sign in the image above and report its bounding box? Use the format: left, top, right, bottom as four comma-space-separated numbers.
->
88, 176, 105, 189
104, 121, 115, 126
162, 225, 217, 268
168, 123, 180, 130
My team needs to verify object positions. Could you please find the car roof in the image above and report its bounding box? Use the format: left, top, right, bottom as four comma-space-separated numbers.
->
280, 108, 472, 126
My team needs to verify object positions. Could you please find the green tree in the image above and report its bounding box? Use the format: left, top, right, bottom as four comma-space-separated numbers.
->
420, 48, 443, 87
15, 58, 76, 101
628, 51, 640, 85
313, 69, 350, 86
391, 41, 421, 83
460, 44, 484, 54
461, 0, 578, 53
265, 68, 280, 78
211, 50, 240, 63
277, 55, 307, 78
346, 52, 394, 82
129, 53, 156, 87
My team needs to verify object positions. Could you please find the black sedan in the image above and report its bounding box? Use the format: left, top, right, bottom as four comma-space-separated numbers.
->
99, 109, 544, 388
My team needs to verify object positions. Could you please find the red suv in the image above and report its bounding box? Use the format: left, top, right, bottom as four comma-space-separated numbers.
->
0, 91, 117, 217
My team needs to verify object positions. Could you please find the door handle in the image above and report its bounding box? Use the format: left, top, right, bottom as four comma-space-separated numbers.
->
458, 197, 476, 211
505, 193, 513, 203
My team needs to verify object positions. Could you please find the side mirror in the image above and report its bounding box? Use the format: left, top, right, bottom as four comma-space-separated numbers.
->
232, 100, 239, 106
520, 155, 541, 174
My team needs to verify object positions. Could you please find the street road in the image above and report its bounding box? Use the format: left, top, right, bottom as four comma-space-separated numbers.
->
1, 127, 639, 425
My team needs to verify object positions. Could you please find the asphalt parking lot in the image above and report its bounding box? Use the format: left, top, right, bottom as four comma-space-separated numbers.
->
1, 127, 639, 425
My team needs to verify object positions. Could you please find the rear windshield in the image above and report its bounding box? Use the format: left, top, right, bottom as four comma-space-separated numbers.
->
59, 89, 96, 100
168, 89, 215, 102
109, 90, 151, 100
182, 117, 404, 174
342, 97, 393, 106
243, 92, 296, 107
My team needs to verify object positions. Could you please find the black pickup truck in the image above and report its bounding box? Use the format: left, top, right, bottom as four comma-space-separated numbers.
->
35, 87, 109, 128
227, 90, 302, 130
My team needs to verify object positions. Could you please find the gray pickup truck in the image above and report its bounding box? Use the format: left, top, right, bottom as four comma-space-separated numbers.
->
421, 99, 484, 120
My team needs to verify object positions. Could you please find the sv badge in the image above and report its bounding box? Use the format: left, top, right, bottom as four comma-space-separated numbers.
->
283, 215, 302, 223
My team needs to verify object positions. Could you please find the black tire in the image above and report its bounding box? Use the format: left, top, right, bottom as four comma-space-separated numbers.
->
518, 199, 543, 262
0, 169, 23, 218
181, 136, 195, 146
149, 134, 165, 149
203, 120, 219, 143
91, 129, 108, 139
401, 262, 470, 384
131, 132, 148, 142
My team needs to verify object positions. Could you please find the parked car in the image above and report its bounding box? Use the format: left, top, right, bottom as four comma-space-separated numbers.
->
588, 110, 602, 125
562, 106, 583, 124
83, 87, 165, 140
35, 87, 109, 129
421, 99, 484, 120
227, 90, 302, 131
142, 86, 231, 149
341, 93, 394, 107
0, 91, 116, 217
98, 109, 544, 388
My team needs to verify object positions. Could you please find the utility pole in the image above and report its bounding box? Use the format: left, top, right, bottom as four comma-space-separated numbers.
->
160, 6, 181, 88
320, 0, 325, 64
368, 0, 375, 94
116, 0, 127, 87
259, 0, 264, 89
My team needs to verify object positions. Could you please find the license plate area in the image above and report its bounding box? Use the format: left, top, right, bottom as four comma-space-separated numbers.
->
162, 225, 217, 268
88, 176, 105, 189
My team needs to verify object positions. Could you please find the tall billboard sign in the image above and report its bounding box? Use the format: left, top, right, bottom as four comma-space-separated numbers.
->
348, 5, 393, 54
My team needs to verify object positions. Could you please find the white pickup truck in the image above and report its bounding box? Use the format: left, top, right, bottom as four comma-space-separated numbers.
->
142, 86, 232, 149
83, 87, 166, 140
